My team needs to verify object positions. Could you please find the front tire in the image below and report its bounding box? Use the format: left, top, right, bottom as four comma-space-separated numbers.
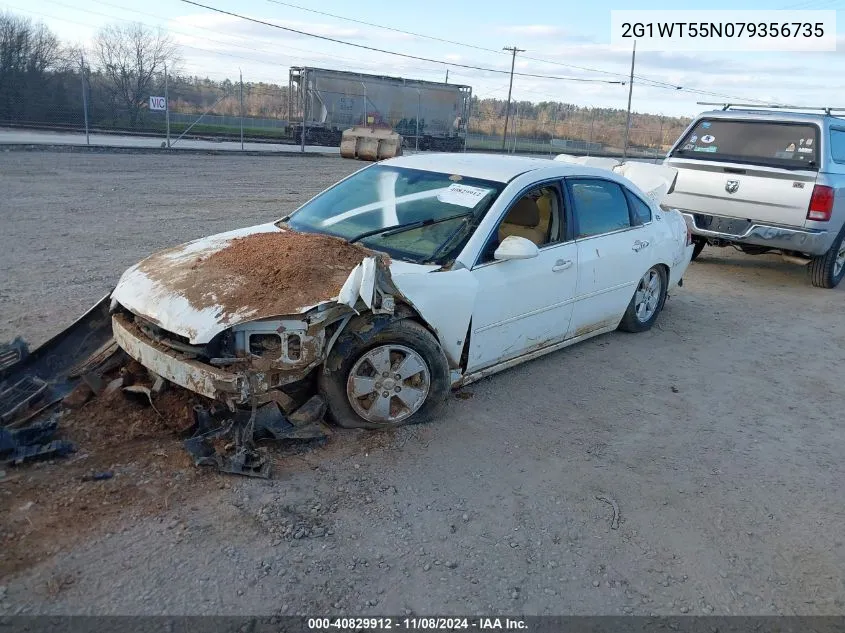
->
618, 266, 668, 333
319, 319, 450, 429
808, 228, 845, 289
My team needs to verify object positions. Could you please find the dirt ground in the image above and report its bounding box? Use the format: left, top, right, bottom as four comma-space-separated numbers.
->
1, 149, 845, 616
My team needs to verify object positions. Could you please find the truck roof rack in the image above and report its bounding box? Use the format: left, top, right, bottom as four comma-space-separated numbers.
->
697, 102, 845, 115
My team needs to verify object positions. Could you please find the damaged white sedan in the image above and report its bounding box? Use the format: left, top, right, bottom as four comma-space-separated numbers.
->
110, 153, 694, 429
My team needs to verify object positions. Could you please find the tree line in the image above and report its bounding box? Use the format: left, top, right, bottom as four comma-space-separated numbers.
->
0, 10, 690, 148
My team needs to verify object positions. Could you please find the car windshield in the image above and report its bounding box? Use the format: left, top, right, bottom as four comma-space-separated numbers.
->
671, 119, 820, 170
281, 165, 504, 264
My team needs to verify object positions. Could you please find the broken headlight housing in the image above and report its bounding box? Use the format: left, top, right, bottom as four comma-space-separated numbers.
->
231, 321, 310, 365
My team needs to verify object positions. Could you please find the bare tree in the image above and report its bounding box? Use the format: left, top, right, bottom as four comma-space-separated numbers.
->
0, 12, 62, 121
93, 22, 179, 127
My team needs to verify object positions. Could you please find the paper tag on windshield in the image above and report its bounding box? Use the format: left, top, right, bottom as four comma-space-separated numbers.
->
437, 184, 491, 208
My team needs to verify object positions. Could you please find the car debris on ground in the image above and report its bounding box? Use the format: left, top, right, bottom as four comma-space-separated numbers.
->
0, 325, 333, 479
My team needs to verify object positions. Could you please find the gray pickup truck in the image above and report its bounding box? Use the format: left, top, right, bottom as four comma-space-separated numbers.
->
663, 106, 845, 288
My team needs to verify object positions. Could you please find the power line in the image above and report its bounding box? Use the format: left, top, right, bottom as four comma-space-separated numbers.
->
261, 0, 657, 83
259, 0, 779, 103
30, 0, 471, 89
175, 0, 625, 84
44, 0, 370, 72
86, 0, 395, 72
8, 0, 779, 107
262, 0, 502, 55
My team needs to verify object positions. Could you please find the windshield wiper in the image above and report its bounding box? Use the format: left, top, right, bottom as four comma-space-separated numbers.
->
348, 212, 474, 244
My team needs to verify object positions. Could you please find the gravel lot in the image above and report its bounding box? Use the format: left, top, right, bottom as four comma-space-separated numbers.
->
1, 149, 845, 616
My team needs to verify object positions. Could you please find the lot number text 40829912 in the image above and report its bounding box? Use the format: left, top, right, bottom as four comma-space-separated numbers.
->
307, 617, 528, 630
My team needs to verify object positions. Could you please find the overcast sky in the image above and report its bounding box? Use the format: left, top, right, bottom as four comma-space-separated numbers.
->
6, 0, 845, 117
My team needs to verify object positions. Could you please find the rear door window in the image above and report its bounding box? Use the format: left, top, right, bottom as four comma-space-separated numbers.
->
568, 179, 632, 238
672, 119, 820, 169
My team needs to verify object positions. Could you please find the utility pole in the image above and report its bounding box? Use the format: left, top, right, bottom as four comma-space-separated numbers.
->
301, 80, 307, 153
164, 63, 171, 149
501, 46, 524, 151
415, 89, 421, 152
360, 81, 367, 126
658, 114, 664, 156
445, 69, 449, 84
239, 69, 244, 150
80, 54, 89, 145
622, 40, 635, 158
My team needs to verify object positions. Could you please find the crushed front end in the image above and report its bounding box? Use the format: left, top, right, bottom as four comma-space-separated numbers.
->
109, 304, 346, 411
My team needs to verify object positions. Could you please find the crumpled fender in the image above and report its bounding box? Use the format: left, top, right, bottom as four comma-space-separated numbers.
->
335, 257, 478, 368
387, 268, 477, 368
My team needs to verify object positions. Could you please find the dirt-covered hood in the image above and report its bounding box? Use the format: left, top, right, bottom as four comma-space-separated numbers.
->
111, 223, 435, 344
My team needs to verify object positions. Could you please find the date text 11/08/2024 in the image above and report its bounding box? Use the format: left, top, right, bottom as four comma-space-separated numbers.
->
307, 617, 528, 630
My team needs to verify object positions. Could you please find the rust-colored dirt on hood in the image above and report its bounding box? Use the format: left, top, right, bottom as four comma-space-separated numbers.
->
141, 230, 383, 320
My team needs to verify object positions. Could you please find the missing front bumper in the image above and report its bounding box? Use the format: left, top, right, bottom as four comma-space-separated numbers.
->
112, 313, 247, 402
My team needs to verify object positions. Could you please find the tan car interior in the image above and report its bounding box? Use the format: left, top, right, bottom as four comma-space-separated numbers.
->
497, 188, 556, 247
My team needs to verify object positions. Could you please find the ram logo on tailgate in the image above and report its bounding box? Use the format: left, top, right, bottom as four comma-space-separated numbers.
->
725, 179, 740, 194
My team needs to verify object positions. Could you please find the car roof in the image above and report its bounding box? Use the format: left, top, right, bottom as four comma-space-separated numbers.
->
695, 109, 845, 125
381, 152, 594, 183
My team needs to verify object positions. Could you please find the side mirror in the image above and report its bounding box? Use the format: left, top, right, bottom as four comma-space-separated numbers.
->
493, 236, 540, 261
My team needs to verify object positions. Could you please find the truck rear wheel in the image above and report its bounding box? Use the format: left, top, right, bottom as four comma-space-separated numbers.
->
691, 238, 706, 261
808, 228, 845, 289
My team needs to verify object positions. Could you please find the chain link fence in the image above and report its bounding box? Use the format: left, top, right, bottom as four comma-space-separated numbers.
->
0, 64, 683, 158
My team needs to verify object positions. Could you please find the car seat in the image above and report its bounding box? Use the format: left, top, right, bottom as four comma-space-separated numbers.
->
498, 197, 545, 246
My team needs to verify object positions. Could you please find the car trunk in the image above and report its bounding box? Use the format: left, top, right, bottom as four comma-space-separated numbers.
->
664, 117, 821, 229
665, 160, 817, 228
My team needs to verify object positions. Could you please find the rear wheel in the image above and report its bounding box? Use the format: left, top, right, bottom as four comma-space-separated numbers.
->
319, 319, 450, 429
618, 266, 668, 333
808, 228, 845, 289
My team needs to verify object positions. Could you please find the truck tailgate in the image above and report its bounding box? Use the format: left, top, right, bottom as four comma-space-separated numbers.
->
665, 160, 817, 228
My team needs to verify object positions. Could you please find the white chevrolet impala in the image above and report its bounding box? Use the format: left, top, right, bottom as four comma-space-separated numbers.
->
110, 153, 695, 429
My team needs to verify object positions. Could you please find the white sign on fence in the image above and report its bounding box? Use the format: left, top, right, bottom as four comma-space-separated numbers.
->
149, 96, 167, 111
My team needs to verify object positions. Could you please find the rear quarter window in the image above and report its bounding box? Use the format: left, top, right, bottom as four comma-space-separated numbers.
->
830, 129, 845, 163
624, 190, 652, 225
672, 119, 819, 169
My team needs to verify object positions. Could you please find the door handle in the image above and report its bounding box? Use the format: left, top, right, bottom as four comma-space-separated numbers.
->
552, 259, 573, 272
632, 240, 650, 252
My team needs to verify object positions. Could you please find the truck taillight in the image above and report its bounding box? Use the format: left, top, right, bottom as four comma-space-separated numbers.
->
807, 185, 834, 221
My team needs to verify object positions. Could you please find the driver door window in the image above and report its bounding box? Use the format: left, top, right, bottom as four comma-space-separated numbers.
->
480, 185, 563, 263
